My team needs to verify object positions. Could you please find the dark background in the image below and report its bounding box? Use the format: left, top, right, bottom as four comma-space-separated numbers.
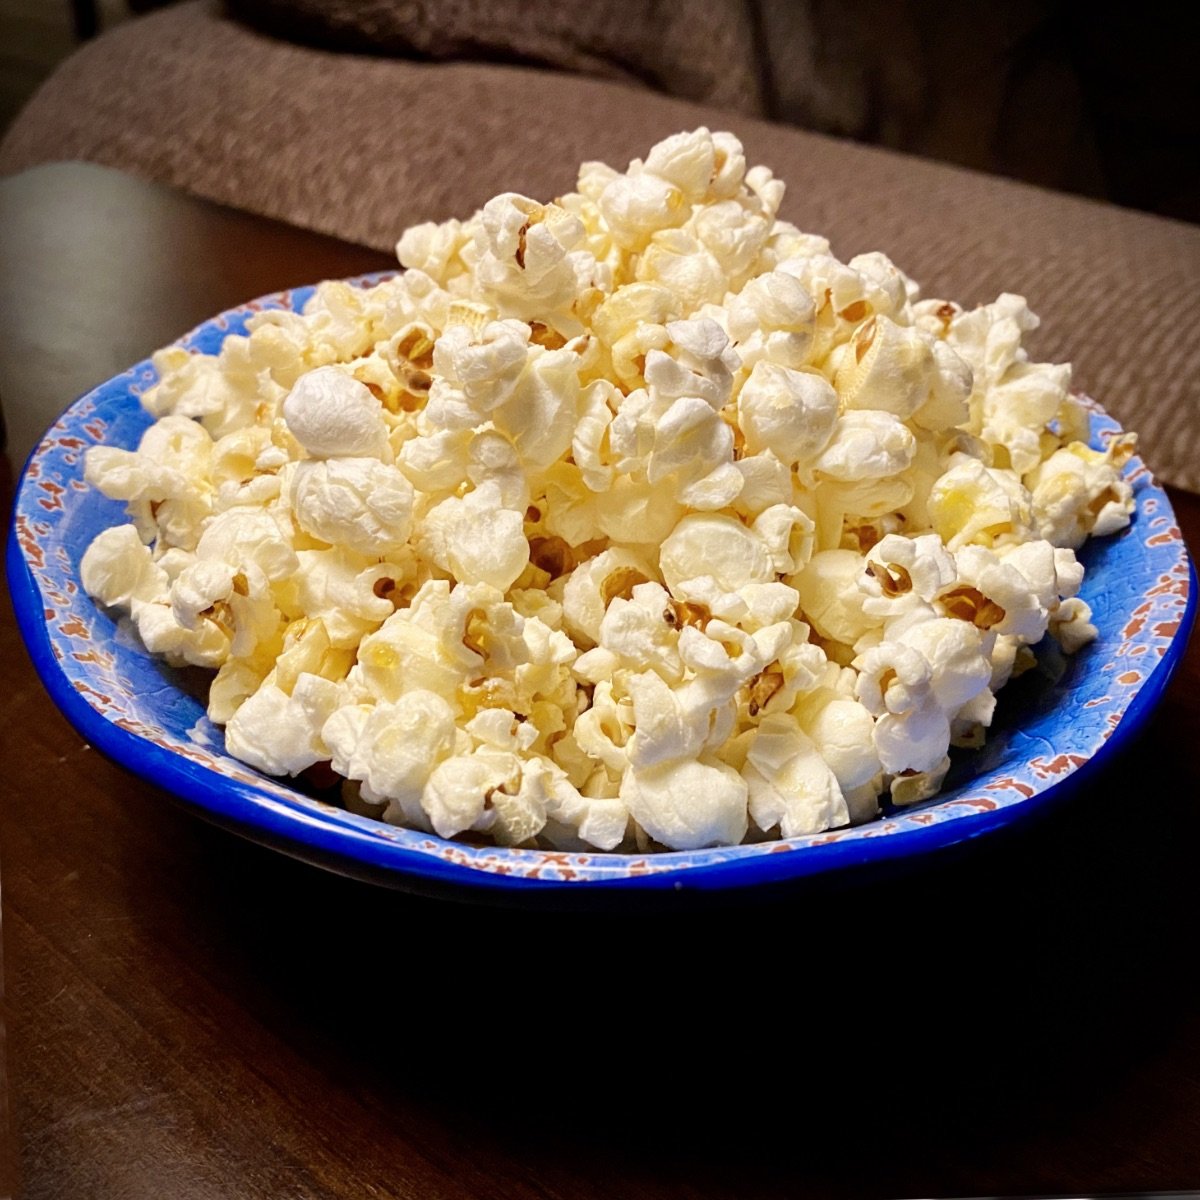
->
2, 1, 1199, 225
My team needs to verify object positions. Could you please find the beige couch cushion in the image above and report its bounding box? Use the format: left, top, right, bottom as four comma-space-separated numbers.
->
3, 1, 1198, 489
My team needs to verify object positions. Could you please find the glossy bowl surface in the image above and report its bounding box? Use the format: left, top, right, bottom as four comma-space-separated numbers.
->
9, 277, 1195, 894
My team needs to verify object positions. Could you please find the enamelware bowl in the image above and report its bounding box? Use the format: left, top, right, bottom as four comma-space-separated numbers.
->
9, 277, 1195, 895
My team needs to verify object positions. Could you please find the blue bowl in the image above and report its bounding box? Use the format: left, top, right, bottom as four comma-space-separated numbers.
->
9, 278, 1196, 895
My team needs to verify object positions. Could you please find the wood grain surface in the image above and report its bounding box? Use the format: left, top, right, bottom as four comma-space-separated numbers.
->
2, 163, 1199, 1200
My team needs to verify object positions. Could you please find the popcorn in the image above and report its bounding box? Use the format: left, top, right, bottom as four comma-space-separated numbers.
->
847, 252, 911, 318
873, 698, 952, 776
737, 362, 838, 466
473, 194, 595, 325
655, 316, 739, 397
620, 757, 748, 850
592, 474, 685, 545
677, 619, 763, 701
354, 581, 474, 702
833, 316, 934, 419
273, 617, 354, 695
624, 668, 706, 768
141, 347, 260, 438
397, 428, 473, 494
643, 128, 725, 201
753, 504, 815, 575
927, 457, 1034, 550
419, 752, 508, 839
799, 698, 880, 793
999, 540, 1084, 610
859, 533, 957, 620
591, 283, 678, 389
170, 559, 278, 659
224, 671, 342, 777
889, 756, 951, 807
598, 170, 688, 251
744, 713, 847, 837
980, 361, 1070, 474
133, 600, 230, 668
81, 525, 167, 610
814, 410, 917, 483
284, 548, 407, 647
80, 127, 1138, 854
426, 320, 527, 426
573, 680, 634, 776
731, 450, 792, 518
896, 618, 992, 713
289, 458, 414, 557
323, 691, 457, 828
623, 317, 742, 501
947, 545, 1049, 642
396, 218, 470, 283
572, 381, 618, 492
690, 198, 773, 283
726, 270, 815, 372
419, 482, 528, 591
195, 507, 298, 582
467, 429, 530, 511
562, 547, 659, 647
1050, 597, 1098, 653
636, 228, 729, 313
645, 396, 734, 499
659, 513, 774, 594
85, 414, 213, 502
541, 782, 629, 851
599, 582, 684, 682
1026, 441, 1135, 548
911, 340, 973, 432
281, 366, 389, 459
791, 550, 877, 645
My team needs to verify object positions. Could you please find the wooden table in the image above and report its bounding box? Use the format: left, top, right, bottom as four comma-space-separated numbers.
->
3, 162, 1200, 1200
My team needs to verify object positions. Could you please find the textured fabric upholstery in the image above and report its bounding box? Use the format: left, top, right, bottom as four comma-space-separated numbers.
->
3, 2, 1197, 488
227, 0, 767, 115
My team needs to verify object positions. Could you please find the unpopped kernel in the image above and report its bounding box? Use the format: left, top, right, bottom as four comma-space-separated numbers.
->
81, 129, 1136, 852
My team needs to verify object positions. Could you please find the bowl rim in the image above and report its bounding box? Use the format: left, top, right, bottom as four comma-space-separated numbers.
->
9, 275, 1196, 893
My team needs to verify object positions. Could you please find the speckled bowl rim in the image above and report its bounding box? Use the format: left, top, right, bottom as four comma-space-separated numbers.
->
8, 274, 1196, 893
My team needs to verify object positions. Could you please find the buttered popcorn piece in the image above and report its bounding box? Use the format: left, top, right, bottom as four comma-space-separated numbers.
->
744, 713, 848, 837
81, 525, 168, 609
224, 671, 343, 777
1026, 441, 1135, 549
322, 691, 458, 829
815, 410, 917, 483
289, 458, 414, 557
419, 482, 528, 592
791, 550, 877, 645
859, 533, 957, 619
282, 366, 389, 459
927, 457, 1035, 550
737, 362, 838, 466
473, 194, 595, 325
621, 757, 749, 850
659, 513, 775, 594
726, 270, 815, 372
834, 316, 935, 419
79, 126, 1139, 853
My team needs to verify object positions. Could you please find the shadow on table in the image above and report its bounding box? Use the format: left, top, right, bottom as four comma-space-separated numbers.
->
114, 699, 1200, 1196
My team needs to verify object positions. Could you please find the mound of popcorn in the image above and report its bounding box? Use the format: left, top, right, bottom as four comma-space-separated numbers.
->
80, 129, 1137, 852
